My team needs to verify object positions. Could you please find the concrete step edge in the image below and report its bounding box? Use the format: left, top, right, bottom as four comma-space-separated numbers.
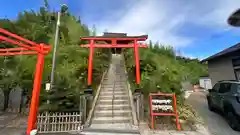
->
98, 100, 129, 102
82, 128, 140, 134
91, 119, 132, 124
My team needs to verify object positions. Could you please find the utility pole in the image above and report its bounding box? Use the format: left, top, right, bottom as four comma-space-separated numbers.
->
49, 4, 68, 89
50, 11, 61, 88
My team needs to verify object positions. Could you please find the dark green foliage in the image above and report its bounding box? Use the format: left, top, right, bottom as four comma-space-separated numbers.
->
124, 42, 208, 97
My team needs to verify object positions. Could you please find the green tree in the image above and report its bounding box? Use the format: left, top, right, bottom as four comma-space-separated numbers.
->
0, 1, 110, 112
124, 42, 208, 98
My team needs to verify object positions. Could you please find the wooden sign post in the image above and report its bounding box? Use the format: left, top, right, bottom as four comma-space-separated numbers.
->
149, 92, 181, 130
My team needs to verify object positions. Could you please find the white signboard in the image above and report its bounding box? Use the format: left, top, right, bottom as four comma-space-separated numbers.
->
152, 99, 173, 111
151, 97, 173, 113
45, 83, 51, 91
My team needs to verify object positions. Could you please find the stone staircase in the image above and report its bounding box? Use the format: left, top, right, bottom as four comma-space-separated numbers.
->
82, 54, 139, 135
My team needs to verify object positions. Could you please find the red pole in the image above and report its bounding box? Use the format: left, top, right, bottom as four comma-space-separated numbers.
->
149, 94, 154, 129
173, 94, 181, 130
0, 51, 38, 56
27, 44, 45, 135
0, 35, 44, 53
87, 39, 94, 86
134, 39, 140, 85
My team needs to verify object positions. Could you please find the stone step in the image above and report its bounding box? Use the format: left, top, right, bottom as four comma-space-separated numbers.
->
102, 82, 125, 84
98, 100, 129, 105
95, 104, 131, 110
96, 104, 129, 107
101, 89, 125, 92
106, 75, 123, 77
102, 83, 126, 85
102, 83, 124, 85
98, 99, 128, 103
101, 82, 127, 87
99, 94, 128, 97
100, 91, 127, 94
93, 116, 131, 121
102, 82, 126, 86
101, 86, 125, 89
101, 86, 126, 90
88, 123, 139, 131
94, 109, 132, 114
98, 96, 128, 100
82, 126, 140, 135
91, 117, 132, 124
103, 79, 126, 81
94, 111, 131, 117
100, 91, 127, 95
82, 131, 139, 135
91, 120, 132, 124
106, 73, 123, 75
95, 104, 131, 109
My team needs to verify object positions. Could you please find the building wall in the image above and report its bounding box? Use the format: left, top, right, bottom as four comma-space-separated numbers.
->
208, 56, 236, 86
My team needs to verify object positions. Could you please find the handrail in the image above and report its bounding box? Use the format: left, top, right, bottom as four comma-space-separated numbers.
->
121, 54, 138, 126
112, 65, 116, 122
84, 70, 107, 127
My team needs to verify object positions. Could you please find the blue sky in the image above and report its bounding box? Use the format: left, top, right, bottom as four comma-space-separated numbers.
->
1, 0, 240, 60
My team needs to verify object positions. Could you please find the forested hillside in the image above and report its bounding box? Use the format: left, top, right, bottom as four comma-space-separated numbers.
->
0, 2, 110, 112
0, 1, 208, 113
124, 42, 208, 96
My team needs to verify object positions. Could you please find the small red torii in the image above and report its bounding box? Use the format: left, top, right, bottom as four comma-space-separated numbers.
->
80, 33, 148, 87
0, 28, 51, 135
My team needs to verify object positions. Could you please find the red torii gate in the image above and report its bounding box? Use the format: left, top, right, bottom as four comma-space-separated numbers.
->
0, 28, 51, 135
80, 33, 148, 88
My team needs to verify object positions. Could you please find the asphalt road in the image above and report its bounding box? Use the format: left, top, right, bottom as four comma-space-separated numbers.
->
187, 91, 239, 135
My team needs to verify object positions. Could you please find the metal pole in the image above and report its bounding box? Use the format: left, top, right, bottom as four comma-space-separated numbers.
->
50, 11, 61, 88
140, 94, 144, 120
136, 95, 140, 120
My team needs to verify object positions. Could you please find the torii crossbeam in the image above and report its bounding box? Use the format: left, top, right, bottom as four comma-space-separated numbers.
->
0, 28, 51, 135
80, 32, 148, 89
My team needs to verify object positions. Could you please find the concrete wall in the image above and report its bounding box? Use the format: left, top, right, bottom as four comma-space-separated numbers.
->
208, 56, 236, 86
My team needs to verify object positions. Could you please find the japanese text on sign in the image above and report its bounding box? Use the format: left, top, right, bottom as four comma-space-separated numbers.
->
151, 96, 173, 113
149, 92, 181, 130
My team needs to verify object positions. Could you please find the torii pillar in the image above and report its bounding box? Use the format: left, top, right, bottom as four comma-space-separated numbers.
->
80, 32, 148, 92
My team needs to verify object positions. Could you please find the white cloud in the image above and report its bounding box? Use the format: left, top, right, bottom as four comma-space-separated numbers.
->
88, 0, 240, 48
196, 0, 240, 29
175, 49, 204, 60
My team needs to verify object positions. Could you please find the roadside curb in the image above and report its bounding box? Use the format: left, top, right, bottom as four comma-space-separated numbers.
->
195, 124, 212, 135
183, 90, 194, 99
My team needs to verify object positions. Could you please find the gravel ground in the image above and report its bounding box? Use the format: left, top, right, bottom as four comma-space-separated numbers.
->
0, 113, 18, 128
0, 113, 27, 135
139, 122, 211, 135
